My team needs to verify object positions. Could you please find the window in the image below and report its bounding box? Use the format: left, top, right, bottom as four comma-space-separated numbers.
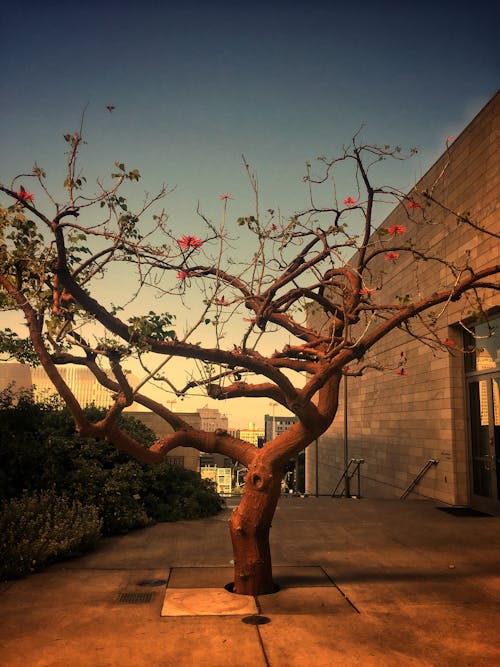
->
167, 456, 184, 467
463, 316, 500, 373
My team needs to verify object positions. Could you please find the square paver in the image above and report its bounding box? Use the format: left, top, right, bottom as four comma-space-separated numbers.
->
161, 587, 258, 616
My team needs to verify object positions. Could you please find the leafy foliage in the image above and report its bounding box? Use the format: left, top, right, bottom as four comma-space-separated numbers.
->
0, 391, 223, 537
0, 488, 101, 580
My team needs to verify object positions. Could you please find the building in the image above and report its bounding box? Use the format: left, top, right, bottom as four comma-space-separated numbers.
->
126, 410, 201, 472
264, 414, 298, 442
0, 362, 32, 394
197, 405, 228, 432
239, 422, 265, 447
0, 361, 117, 407
32, 365, 117, 408
306, 93, 499, 514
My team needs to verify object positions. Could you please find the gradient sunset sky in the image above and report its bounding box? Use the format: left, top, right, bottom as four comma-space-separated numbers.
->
1, 0, 498, 426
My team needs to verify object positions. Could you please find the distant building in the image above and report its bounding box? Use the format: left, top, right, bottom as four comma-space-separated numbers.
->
0, 363, 32, 394
197, 405, 228, 432
126, 410, 201, 472
264, 414, 298, 442
0, 361, 118, 408
239, 422, 265, 447
32, 365, 116, 408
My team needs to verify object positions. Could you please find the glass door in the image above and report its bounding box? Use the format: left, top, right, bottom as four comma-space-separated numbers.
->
468, 374, 500, 504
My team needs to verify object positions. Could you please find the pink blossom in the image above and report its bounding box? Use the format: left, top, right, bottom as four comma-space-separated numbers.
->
385, 252, 400, 262
17, 186, 34, 202
178, 235, 203, 250
443, 338, 455, 347
270, 224, 278, 231
396, 368, 408, 376
177, 270, 193, 281
215, 297, 229, 306
387, 224, 406, 236
343, 196, 356, 206
218, 193, 233, 201
407, 201, 421, 210
359, 286, 376, 296
446, 134, 456, 144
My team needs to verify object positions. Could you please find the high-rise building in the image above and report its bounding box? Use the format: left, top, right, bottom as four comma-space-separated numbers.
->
264, 414, 298, 442
0, 361, 140, 410
32, 365, 115, 408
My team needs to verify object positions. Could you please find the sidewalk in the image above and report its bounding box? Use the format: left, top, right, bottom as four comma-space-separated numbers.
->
1, 497, 499, 666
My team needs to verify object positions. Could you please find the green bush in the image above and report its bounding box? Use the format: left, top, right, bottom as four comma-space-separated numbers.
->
0, 390, 223, 538
99, 462, 152, 534
0, 488, 102, 580
143, 463, 224, 522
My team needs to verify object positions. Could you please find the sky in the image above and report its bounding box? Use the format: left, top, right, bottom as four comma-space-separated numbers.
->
1, 0, 498, 428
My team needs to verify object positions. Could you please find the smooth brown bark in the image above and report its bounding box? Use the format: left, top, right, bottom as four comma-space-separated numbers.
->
229, 457, 283, 595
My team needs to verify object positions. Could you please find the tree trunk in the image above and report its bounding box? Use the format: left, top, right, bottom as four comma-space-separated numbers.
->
229, 459, 282, 595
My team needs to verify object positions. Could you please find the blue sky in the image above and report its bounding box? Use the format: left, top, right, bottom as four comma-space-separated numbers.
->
1, 0, 498, 426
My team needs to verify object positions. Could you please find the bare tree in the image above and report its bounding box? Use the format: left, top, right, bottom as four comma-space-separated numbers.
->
1, 131, 498, 595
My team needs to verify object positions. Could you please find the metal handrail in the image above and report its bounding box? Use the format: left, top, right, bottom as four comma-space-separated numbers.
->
332, 458, 365, 498
400, 459, 439, 500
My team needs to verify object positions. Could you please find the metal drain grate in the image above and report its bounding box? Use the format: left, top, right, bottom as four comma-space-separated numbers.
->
117, 591, 154, 604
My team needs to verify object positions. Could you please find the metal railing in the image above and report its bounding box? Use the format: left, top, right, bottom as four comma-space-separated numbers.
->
331, 458, 365, 498
400, 459, 439, 500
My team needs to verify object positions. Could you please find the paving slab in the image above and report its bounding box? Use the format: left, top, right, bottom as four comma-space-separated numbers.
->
161, 587, 259, 616
257, 585, 357, 616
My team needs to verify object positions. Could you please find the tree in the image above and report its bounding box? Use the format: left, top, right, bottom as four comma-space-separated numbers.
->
1, 128, 498, 595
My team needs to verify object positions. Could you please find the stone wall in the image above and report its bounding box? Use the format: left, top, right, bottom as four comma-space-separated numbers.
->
306, 93, 499, 503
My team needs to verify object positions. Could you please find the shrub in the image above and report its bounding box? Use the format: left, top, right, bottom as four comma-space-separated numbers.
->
0, 390, 223, 542
0, 488, 102, 580
98, 462, 152, 534
143, 463, 224, 522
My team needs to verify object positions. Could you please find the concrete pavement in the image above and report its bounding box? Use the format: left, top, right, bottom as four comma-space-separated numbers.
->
0, 497, 499, 666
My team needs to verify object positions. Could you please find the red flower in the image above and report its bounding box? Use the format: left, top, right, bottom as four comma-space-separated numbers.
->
359, 286, 376, 296
243, 317, 256, 323
387, 224, 406, 236
443, 338, 455, 347
178, 235, 203, 250
385, 252, 400, 262
446, 134, 456, 145
215, 297, 229, 306
343, 196, 356, 206
218, 193, 233, 201
407, 201, 421, 209
396, 368, 408, 376
177, 270, 193, 281
270, 224, 278, 231
106, 105, 115, 113
17, 186, 34, 203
